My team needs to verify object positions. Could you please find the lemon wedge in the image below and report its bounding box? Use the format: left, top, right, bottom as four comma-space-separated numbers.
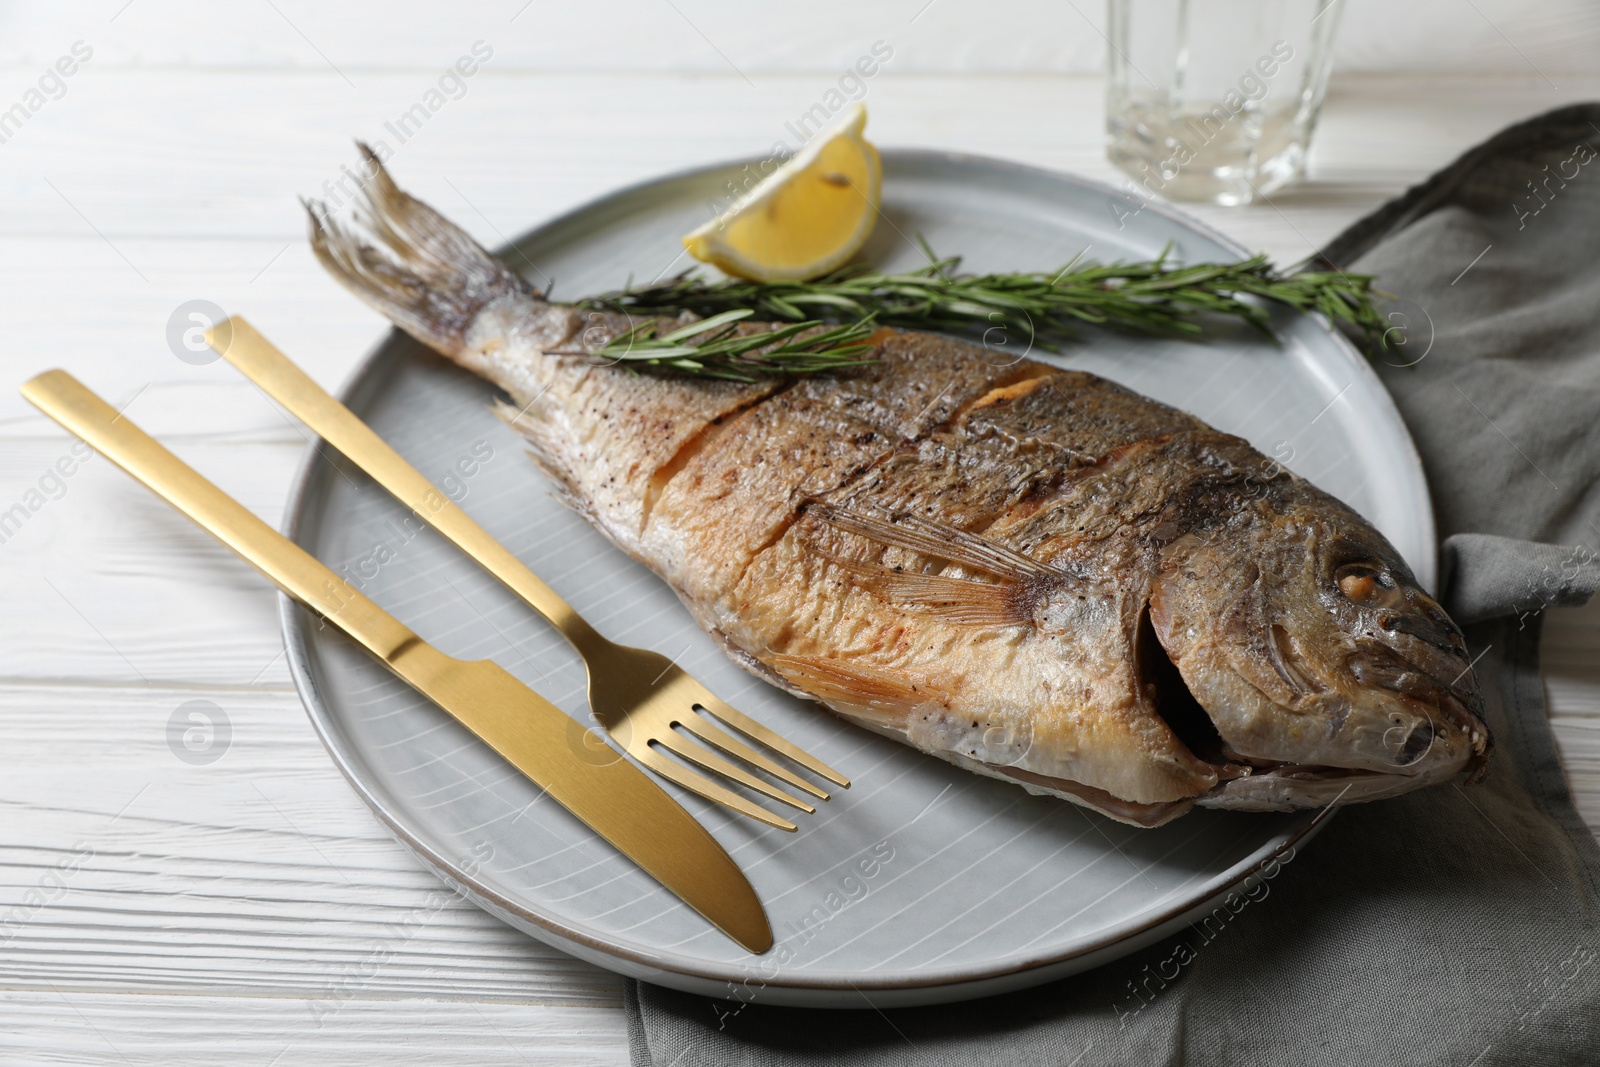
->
683, 103, 882, 282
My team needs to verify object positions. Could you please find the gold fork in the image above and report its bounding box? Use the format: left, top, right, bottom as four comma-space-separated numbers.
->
208, 317, 848, 831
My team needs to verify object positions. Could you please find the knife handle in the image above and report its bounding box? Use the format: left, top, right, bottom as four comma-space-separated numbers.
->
21, 370, 440, 677
209, 318, 602, 653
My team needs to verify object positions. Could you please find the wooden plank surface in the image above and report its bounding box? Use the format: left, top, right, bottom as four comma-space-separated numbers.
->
0, 992, 628, 1066
2, 0, 1596, 74
2, 3, 1598, 1063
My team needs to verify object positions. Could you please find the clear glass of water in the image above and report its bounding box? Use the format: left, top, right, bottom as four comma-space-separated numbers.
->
1106, 0, 1346, 206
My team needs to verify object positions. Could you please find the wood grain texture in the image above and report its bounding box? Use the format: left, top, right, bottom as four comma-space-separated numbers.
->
1543, 595, 1600, 831
0, 683, 621, 1003
0, 992, 628, 1066
1, 0, 1596, 74
1, 2, 1597, 1062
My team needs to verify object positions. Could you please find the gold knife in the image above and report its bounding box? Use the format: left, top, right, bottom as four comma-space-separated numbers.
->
21, 369, 773, 954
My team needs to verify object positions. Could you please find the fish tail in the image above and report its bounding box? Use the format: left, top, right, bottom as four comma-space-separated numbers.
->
305, 143, 537, 356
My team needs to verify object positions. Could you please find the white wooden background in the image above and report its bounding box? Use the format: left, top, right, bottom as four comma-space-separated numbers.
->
2, 3, 1598, 1063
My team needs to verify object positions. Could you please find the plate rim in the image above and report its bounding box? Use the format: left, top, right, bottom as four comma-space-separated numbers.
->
278, 147, 1430, 1002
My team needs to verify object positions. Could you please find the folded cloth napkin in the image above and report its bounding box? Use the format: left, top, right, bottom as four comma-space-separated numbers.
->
626, 104, 1600, 1066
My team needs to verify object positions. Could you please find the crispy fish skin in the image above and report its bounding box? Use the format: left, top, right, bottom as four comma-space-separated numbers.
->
306, 150, 1491, 827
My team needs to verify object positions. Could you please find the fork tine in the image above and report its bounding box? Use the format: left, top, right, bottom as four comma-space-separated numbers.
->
635, 745, 798, 832
676, 712, 831, 800
695, 696, 851, 788
653, 731, 817, 814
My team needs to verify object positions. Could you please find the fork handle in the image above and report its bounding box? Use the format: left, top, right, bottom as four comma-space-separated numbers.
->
211, 318, 602, 654
21, 370, 440, 677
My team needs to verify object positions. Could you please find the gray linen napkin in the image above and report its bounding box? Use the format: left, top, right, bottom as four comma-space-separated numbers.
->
627, 104, 1600, 1066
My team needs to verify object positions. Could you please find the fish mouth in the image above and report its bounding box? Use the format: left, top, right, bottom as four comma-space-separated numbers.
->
1344, 645, 1491, 780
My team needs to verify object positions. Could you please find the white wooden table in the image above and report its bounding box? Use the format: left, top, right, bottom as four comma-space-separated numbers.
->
3, 4, 1598, 1062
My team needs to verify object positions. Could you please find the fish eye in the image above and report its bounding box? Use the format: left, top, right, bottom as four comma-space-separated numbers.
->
1335, 562, 1392, 602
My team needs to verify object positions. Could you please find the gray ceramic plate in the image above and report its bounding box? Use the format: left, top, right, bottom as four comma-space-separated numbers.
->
281, 151, 1432, 1008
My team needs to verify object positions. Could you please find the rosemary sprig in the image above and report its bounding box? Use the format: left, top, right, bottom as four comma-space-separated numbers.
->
579, 249, 1391, 359
555, 308, 879, 382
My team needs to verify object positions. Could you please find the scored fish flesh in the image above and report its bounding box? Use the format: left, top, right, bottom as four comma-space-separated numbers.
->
306, 150, 1490, 827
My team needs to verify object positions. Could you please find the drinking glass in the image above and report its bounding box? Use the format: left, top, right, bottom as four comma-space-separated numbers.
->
1106, 0, 1346, 206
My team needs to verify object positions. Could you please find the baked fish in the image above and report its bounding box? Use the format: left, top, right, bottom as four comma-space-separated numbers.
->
307, 153, 1490, 828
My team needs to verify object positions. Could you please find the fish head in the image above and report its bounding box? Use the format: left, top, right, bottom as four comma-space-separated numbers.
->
1148, 500, 1490, 800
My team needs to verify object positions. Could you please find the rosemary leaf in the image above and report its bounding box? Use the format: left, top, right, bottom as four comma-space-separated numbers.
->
582, 251, 1386, 345
552, 315, 880, 382
567, 248, 1391, 380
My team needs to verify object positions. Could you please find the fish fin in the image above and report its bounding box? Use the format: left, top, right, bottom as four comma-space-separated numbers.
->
973, 760, 1195, 828
820, 553, 1032, 628
494, 400, 591, 518
707, 627, 815, 699
764, 654, 930, 726
306, 143, 536, 356
807, 501, 1052, 581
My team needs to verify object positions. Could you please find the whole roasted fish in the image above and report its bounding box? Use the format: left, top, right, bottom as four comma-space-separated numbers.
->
307, 153, 1490, 827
